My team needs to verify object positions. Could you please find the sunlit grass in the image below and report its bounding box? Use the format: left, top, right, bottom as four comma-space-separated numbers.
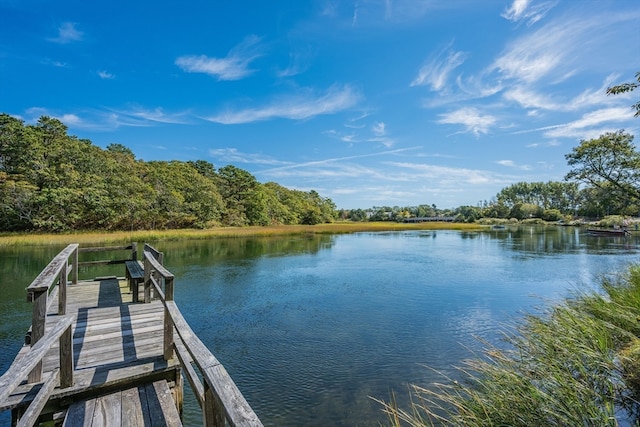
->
0, 221, 486, 246
377, 266, 640, 426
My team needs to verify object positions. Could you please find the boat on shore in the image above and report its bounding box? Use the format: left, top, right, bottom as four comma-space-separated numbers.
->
586, 228, 630, 237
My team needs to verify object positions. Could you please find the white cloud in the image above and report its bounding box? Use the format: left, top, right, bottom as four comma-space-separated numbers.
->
496, 159, 532, 170
437, 107, 497, 136
543, 107, 634, 139
114, 107, 190, 124
411, 44, 468, 90
259, 147, 419, 175
59, 114, 82, 126
205, 84, 360, 124
98, 70, 115, 79
386, 162, 502, 185
47, 22, 83, 44
372, 121, 386, 136
176, 35, 263, 81
504, 77, 616, 112
503, 86, 560, 111
490, 14, 597, 84
501, 0, 556, 25
208, 148, 289, 166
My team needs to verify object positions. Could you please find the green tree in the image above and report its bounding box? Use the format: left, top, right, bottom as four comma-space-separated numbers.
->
455, 205, 481, 223
217, 165, 260, 226
565, 131, 640, 207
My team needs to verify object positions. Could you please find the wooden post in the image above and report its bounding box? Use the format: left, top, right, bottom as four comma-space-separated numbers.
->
174, 368, 184, 416
131, 242, 138, 261
164, 276, 174, 361
28, 289, 47, 383
60, 324, 74, 388
144, 256, 151, 303
203, 382, 225, 427
71, 246, 78, 284
59, 263, 67, 315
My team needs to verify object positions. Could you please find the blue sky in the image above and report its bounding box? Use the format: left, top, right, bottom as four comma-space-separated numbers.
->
2, 0, 639, 209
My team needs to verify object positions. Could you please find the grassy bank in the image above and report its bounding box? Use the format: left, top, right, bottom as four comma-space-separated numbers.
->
378, 265, 640, 426
0, 221, 486, 246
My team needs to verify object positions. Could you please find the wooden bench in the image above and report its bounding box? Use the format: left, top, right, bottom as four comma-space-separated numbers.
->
63, 380, 183, 426
125, 260, 144, 303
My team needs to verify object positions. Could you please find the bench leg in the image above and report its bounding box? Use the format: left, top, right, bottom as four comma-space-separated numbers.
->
132, 279, 140, 303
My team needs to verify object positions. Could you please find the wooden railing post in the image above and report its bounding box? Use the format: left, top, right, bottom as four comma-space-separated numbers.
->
131, 242, 138, 261
71, 246, 78, 284
144, 255, 151, 303
27, 289, 47, 383
59, 262, 67, 315
60, 324, 74, 388
203, 382, 225, 427
164, 276, 175, 361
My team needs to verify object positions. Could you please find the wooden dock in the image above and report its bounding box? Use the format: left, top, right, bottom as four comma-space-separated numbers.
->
0, 243, 262, 427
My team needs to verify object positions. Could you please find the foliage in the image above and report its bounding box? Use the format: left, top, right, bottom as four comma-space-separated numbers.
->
378, 264, 640, 426
607, 71, 640, 117
565, 131, 640, 207
0, 114, 336, 232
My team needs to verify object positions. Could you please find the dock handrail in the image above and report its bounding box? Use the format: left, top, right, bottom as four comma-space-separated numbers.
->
0, 315, 74, 424
143, 248, 263, 427
77, 243, 138, 267
26, 243, 78, 383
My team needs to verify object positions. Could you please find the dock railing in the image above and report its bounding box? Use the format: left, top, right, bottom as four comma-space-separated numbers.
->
25, 244, 79, 379
77, 242, 138, 268
0, 315, 74, 427
143, 246, 263, 427
0, 244, 79, 426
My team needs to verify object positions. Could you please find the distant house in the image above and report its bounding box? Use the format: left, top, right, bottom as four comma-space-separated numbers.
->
403, 216, 455, 223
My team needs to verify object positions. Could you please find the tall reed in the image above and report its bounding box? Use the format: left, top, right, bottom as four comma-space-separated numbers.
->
0, 222, 485, 246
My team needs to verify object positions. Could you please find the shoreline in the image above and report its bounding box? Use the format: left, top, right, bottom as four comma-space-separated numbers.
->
0, 222, 487, 246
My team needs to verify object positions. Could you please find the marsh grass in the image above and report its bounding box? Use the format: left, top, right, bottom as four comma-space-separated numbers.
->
378, 266, 640, 426
0, 222, 485, 246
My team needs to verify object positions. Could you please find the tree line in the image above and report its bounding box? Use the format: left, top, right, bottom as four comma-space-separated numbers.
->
0, 114, 336, 231
340, 130, 640, 223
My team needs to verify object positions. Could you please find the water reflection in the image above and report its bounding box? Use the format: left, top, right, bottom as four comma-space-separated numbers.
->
481, 225, 640, 256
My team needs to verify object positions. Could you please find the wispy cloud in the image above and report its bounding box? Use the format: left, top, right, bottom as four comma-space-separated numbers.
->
276, 47, 313, 78
504, 76, 616, 113
24, 108, 99, 130
176, 35, 263, 80
113, 107, 191, 125
98, 70, 115, 79
205, 84, 360, 124
411, 43, 468, 91
490, 12, 614, 85
372, 121, 386, 136
259, 147, 420, 174
386, 162, 508, 185
208, 148, 290, 166
325, 118, 394, 147
47, 22, 83, 44
543, 107, 634, 139
501, 0, 557, 26
437, 107, 497, 136
496, 159, 532, 170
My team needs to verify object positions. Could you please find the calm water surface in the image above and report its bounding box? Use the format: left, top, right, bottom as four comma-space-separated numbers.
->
1, 226, 640, 426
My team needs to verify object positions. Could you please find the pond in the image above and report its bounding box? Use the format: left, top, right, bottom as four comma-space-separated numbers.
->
1, 226, 639, 426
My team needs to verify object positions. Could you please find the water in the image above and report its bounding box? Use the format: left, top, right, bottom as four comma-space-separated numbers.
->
1, 226, 639, 426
